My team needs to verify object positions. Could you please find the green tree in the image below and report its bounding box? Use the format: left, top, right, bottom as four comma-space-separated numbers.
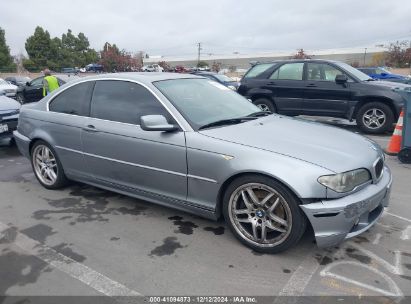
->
25, 26, 54, 70
0, 27, 16, 72
24, 27, 99, 71
197, 60, 208, 68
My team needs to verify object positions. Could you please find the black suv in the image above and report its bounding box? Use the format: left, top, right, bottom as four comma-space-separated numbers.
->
238, 59, 407, 133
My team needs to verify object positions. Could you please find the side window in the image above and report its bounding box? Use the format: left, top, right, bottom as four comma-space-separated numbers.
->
323, 64, 345, 81
91, 80, 170, 125
270, 63, 304, 80
49, 81, 94, 116
306, 63, 347, 82
31, 77, 44, 86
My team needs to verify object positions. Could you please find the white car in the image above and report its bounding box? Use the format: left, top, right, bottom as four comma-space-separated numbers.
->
142, 64, 163, 72
0, 78, 18, 98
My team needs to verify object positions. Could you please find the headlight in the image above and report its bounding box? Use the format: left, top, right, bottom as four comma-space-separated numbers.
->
318, 169, 371, 193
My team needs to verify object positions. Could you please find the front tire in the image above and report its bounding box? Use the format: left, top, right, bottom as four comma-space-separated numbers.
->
356, 102, 394, 134
252, 98, 276, 113
223, 175, 306, 253
16, 93, 25, 104
31, 140, 68, 189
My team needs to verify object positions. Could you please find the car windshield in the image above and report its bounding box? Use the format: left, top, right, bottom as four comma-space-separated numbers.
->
336, 62, 372, 81
213, 74, 234, 82
154, 78, 261, 130
376, 68, 390, 74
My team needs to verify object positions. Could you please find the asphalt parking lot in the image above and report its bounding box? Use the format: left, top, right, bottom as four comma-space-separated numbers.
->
0, 117, 410, 303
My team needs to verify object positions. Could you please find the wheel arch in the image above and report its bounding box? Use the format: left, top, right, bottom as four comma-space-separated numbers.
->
352, 96, 398, 120
215, 171, 303, 219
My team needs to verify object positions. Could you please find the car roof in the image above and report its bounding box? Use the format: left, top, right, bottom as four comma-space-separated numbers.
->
62, 72, 203, 86
253, 59, 343, 65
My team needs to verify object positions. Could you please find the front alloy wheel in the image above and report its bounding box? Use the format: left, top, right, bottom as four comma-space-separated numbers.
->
229, 183, 292, 246
31, 141, 68, 189
223, 175, 306, 253
362, 108, 386, 130
356, 102, 394, 134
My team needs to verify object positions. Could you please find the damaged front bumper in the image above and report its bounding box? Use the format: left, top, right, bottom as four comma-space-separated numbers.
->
300, 166, 392, 248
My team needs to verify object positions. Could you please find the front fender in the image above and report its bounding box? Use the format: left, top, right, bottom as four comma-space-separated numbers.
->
185, 133, 330, 213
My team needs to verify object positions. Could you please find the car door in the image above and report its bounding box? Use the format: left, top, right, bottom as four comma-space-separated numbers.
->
81, 79, 187, 203
301, 62, 351, 116
25, 77, 44, 102
265, 62, 305, 114
46, 81, 94, 177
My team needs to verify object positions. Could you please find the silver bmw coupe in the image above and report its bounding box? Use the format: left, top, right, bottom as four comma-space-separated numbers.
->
14, 73, 392, 253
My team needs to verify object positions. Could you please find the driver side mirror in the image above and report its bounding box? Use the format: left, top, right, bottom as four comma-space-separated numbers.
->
335, 74, 348, 84
26, 81, 31, 86
140, 115, 178, 132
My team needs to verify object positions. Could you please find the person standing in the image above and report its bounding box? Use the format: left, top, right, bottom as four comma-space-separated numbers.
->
42, 69, 60, 96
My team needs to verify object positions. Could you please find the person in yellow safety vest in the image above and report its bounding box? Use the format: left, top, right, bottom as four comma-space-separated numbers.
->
42, 69, 60, 97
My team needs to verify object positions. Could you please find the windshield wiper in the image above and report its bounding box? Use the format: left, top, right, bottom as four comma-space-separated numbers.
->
246, 111, 272, 117
199, 117, 254, 130
365, 78, 376, 81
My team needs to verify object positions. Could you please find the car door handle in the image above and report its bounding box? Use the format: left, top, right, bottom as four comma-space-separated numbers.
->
267, 81, 276, 85
306, 83, 317, 87
83, 125, 99, 132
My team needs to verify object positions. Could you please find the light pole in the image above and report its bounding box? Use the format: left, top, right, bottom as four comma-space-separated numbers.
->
363, 48, 367, 66
197, 42, 202, 69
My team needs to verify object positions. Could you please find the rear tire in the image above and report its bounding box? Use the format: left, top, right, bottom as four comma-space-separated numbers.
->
356, 102, 394, 134
252, 98, 276, 113
223, 175, 306, 253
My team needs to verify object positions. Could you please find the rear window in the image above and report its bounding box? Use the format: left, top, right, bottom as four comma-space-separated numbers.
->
244, 63, 275, 78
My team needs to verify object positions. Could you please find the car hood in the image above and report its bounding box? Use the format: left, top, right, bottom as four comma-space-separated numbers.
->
366, 80, 411, 90
0, 83, 18, 91
200, 115, 381, 173
0, 96, 21, 111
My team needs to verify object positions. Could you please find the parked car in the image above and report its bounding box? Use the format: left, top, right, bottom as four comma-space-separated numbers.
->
0, 95, 20, 142
0, 78, 18, 98
85, 64, 103, 73
14, 73, 391, 253
238, 59, 408, 133
357, 67, 411, 84
4, 76, 31, 87
16, 74, 80, 104
61, 67, 79, 74
191, 71, 240, 90
173, 66, 189, 73
142, 64, 163, 72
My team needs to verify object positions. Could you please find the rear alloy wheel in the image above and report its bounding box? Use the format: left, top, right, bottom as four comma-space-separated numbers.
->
252, 98, 276, 113
356, 102, 394, 134
31, 141, 68, 189
223, 175, 306, 253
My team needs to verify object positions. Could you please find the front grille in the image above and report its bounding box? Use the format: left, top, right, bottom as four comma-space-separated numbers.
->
374, 158, 384, 180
